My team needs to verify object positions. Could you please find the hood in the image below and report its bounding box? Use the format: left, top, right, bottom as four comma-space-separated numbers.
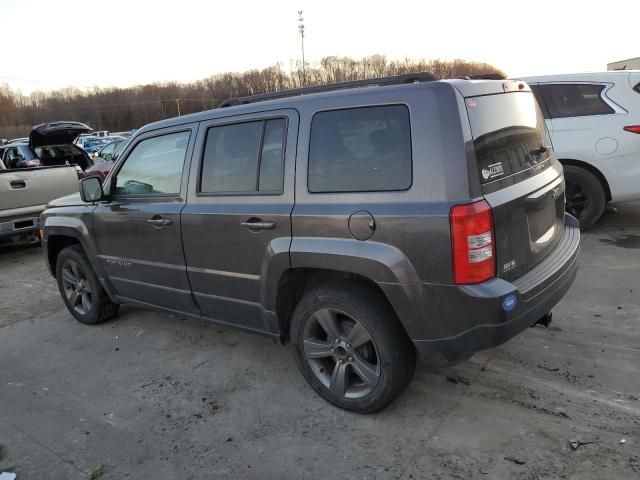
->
47, 192, 87, 208
29, 121, 92, 148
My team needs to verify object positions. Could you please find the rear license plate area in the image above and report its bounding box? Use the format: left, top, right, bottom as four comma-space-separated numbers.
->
526, 180, 563, 253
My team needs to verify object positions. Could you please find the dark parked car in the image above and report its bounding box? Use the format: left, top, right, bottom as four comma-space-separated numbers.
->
0, 122, 93, 170
6, 137, 29, 144
94, 139, 124, 160
83, 137, 131, 179
41, 73, 580, 413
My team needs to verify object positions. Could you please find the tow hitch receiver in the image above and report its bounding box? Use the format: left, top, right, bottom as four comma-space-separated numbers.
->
533, 312, 553, 327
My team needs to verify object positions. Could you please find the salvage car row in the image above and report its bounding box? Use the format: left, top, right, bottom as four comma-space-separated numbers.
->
1, 70, 639, 412
0, 123, 134, 242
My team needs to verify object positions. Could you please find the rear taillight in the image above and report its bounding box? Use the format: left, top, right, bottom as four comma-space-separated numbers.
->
623, 125, 640, 134
450, 200, 495, 284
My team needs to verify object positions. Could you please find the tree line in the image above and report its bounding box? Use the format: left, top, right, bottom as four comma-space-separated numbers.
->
0, 56, 504, 139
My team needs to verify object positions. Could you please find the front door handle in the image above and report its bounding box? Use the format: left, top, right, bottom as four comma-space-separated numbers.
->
147, 216, 172, 227
240, 218, 276, 231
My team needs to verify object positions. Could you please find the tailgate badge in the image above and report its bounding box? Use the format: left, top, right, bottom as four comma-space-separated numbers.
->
481, 162, 504, 180
503, 259, 516, 272
502, 294, 518, 312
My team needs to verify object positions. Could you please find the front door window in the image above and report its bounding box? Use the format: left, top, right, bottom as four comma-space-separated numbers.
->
115, 131, 190, 196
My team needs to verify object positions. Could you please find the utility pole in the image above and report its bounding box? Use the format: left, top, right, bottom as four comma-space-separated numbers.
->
175, 98, 181, 116
298, 10, 306, 86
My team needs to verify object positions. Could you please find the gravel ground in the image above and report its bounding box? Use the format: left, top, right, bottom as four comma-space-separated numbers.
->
0, 204, 639, 480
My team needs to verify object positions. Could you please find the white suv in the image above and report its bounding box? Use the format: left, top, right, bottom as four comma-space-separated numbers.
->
518, 71, 640, 228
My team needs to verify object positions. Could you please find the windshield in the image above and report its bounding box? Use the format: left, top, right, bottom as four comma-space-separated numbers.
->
112, 137, 132, 161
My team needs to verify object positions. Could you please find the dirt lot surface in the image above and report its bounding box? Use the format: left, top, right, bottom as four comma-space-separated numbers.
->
1, 205, 639, 479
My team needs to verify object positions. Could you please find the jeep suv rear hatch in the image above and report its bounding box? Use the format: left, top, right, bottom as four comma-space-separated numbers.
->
466, 87, 565, 281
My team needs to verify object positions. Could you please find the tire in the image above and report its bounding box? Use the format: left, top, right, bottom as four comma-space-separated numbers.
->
55, 245, 119, 325
564, 165, 606, 230
291, 280, 416, 413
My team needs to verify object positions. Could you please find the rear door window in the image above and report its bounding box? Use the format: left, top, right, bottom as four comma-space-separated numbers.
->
199, 118, 286, 194
308, 105, 412, 193
537, 83, 615, 118
466, 92, 550, 184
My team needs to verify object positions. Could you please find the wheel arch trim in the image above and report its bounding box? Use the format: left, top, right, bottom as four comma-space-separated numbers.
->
44, 217, 118, 300
265, 237, 425, 339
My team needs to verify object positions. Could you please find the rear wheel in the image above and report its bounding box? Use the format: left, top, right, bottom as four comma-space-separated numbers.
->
291, 281, 416, 413
56, 245, 119, 325
564, 165, 606, 230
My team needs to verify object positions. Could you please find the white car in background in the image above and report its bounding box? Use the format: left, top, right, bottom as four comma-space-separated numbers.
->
518, 71, 640, 228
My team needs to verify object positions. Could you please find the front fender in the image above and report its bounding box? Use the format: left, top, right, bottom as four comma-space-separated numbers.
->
43, 212, 118, 301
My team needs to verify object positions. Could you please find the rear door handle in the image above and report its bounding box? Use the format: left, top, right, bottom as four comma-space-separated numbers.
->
146, 216, 172, 227
240, 219, 276, 231
10, 180, 26, 189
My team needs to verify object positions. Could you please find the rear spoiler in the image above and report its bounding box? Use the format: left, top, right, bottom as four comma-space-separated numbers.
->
462, 73, 507, 80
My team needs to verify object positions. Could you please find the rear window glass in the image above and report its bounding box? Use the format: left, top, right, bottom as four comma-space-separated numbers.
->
467, 92, 549, 184
538, 83, 615, 118
308, 105, 412, 193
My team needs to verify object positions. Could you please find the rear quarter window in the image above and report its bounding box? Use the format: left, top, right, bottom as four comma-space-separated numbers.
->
538, 83, 615, 118
308, 105, 412, 193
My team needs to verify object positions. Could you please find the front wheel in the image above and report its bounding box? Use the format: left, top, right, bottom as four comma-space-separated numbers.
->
291, 281, 416, 413
56, 245, 119, 325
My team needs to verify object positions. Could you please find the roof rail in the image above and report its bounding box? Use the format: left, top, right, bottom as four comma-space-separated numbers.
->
463, 73, 506, 80
217, 72, 439, 108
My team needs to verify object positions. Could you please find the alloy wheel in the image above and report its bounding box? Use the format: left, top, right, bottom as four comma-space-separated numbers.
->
302, 308, 380, 399
565, 179, 589, 220
60, 260, 93, 316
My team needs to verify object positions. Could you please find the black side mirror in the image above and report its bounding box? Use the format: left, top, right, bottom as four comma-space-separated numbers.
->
80, 176, 104, 202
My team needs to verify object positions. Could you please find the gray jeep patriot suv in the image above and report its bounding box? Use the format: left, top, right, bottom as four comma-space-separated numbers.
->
41, 73, 580, 413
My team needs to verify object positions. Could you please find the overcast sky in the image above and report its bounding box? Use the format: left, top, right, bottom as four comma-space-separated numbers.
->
1, 0, 637, 94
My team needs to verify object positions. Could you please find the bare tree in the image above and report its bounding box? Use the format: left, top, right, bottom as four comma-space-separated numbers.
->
0, 56, 505, 138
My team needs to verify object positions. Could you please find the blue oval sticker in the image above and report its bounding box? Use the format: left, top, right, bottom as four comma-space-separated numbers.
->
502, 294, 517, 312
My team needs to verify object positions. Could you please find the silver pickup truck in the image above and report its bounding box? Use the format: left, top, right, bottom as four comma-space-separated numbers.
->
0, 121, 93, 242
0, 164, 80, 241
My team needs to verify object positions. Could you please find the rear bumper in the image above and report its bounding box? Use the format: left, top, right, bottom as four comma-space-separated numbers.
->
382, 214, 580, 362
